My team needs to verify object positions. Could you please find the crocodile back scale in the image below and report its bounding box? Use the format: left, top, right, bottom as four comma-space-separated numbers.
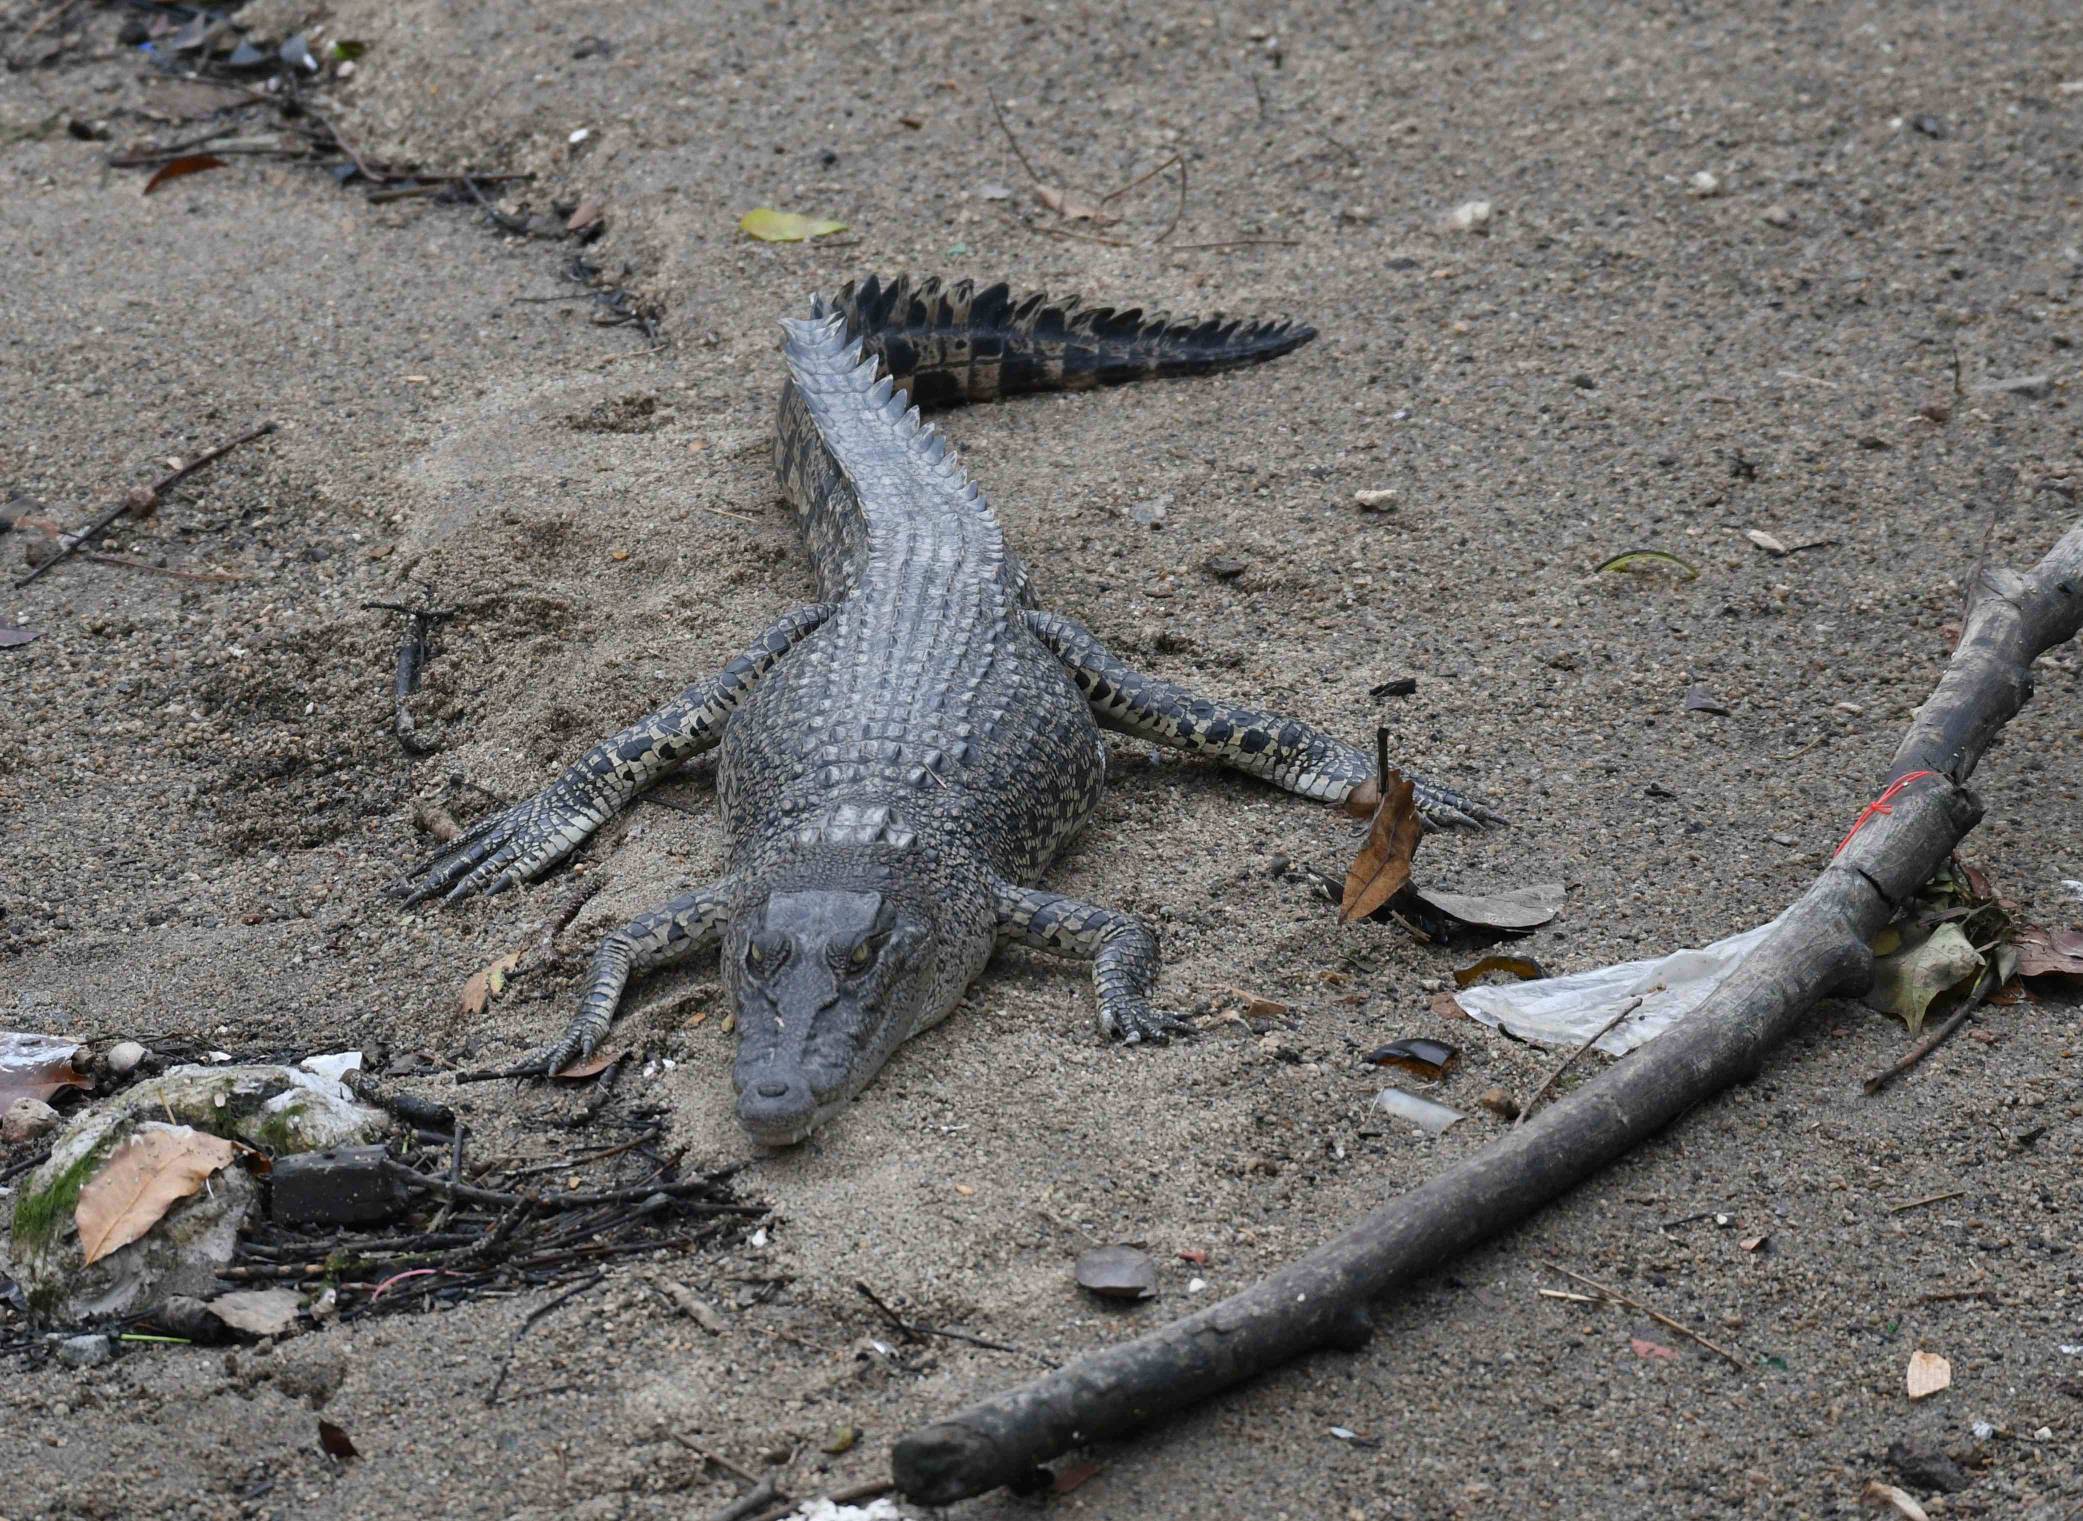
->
399, 276, 1500, 1145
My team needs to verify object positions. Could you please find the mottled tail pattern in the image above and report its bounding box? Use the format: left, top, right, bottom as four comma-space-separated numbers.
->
824, 273, 1316, 408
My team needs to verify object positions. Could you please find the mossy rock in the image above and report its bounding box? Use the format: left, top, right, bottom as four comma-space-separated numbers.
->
0, 1065, 391, 1324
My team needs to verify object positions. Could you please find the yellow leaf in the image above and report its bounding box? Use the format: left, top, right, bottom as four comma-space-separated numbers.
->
75, 1125, 239, 1266
738, 208, 848, 242
460, 949, 522, 1017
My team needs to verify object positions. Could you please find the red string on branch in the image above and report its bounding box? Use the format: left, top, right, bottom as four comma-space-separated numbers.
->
1833, 770, 1938, 856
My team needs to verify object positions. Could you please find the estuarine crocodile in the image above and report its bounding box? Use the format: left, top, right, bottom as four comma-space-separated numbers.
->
400, 275, 1498, 1144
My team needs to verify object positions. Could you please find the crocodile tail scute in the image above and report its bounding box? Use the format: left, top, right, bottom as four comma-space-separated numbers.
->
819, 274, 1315, 407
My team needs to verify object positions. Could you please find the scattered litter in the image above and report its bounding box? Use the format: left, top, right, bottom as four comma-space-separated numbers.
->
1328, 1425, 1382, 1447
460, 949, 521, 1017
739, 208, 849, 242
1595, 548, 1699, 580
0, 624, 41, 648
1739, 1234, 1768, 1252
1187, 1277, 1208, 1294
1885, 1439, 1969, 1494
1418, 883, 1563, 933
1684, 684, 1731, 716
1455, 914, 1783, 1054
1971, 373, 2051, 399
1074, 1245, 1158, 1301
0, 1032, 91, 1108
1373, 1087, 1465, 1135
1906, 1349, 1951, 1400
2012, 925, 2083, 980
1746, 529, 1791, 556
299, 1051, 363, 1083
1362, 1038, 1458, 1079
1452, 954, 1547, 988
1630, 1336, 1679, 1360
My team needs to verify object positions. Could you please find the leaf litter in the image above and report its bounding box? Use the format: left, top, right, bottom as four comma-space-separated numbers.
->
75, 1124, 241, 1266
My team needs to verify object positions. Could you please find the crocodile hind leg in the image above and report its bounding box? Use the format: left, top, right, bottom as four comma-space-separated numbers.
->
503, 876, 743, 1076
993, 881, 1191, 1044
396, 603, 832, 905
1024, 610, 1501, 830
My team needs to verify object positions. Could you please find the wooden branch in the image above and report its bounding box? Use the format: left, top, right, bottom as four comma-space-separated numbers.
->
890, 519, 2083, 1505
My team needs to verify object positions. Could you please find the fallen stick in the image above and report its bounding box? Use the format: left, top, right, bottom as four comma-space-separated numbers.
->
1513, 994, 1644, 1128
16, 421, 273, 588
891, 517, 2083, 1504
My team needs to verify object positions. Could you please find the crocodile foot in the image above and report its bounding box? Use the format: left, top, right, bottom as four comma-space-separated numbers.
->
393, 781, 609, 906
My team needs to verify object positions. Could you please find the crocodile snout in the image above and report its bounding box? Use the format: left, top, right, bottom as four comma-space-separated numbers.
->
736, 1069, 821, 1144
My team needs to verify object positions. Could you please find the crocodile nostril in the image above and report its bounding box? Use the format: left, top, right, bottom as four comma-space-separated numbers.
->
756, 1080, 790, 1099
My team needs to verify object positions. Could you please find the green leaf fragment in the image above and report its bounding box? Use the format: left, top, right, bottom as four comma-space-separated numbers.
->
739, 208, 848, 242
1594, 548, 1700, 580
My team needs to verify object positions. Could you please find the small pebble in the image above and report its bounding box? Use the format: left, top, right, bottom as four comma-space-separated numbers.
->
3, 1097, 59, 1143
56, 1335, 110, 1370
1477, 1088, 1521, 1122
1687, 170, 1722, 198
1761, 204, 1795, 228
1353, 488, 1397, 510
106, 1040, 149, 1075
1444, 199, 1492, 234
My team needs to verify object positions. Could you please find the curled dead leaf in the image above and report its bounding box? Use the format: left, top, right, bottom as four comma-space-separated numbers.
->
460, 950, 522, 1018
1452, 954, 1548, 988
143, 154, 228, 194
1340, 772, 1420, 924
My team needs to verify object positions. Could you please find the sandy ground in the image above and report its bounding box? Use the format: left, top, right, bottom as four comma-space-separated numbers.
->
4, 2, 2081, 1517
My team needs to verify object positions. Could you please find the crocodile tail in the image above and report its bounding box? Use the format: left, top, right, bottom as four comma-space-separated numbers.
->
818, 274, 1315, 408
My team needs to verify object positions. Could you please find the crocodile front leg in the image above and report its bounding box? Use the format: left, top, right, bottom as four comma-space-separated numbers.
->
396, 603, 832, 905
1025, 610, 1501, 830
503, 876, 744, 1076
993, 881, 1191, 1044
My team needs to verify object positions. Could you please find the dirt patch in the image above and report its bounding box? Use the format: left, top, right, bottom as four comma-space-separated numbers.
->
5, 3, 2082, 1520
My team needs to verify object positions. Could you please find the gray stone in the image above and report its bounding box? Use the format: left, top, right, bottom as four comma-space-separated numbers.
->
56, 1334, 110, 1369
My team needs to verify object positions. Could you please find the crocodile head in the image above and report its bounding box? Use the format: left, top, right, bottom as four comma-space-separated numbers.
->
725, 883, 938, 1145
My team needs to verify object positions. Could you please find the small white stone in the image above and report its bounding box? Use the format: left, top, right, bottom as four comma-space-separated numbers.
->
1353, 488, 1397, 510
568, 127, 592, 145
1187, 1277, 1208, 1294
106, 1040, 149, 1075
1444, 199, 1492, 234
1687, 170, 1722, 198
1761, 204, 1795, 228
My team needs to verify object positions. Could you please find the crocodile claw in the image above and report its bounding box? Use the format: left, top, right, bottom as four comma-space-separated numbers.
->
1099, 999, 1196, 1045
393, 782, 607, 907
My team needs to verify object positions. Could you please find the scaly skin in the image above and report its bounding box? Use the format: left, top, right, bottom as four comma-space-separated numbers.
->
402, 275, 1500, 1144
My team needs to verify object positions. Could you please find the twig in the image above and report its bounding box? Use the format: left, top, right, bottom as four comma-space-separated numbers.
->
16, 421, 274, 587
1914, 1287, 1995, 1305
1889, 1189, 1966, 1214
1163, 237, 1301, 251
70, 551, 244, 584
706, 1472, 783, 1521
380, 1159, 760, 1214
889, 516, 2083, 1505
1514, 996, 1644, 1127
486, 1273, 603, 1405
362, 595, 455, 756
463, 175, 531, 234
855, 1281, 1058, 1366
985, 89, 1046, 186
666, 1434, 766, 1489
1547, 1263, 1744, 1368
1861, 966, 1996, 1094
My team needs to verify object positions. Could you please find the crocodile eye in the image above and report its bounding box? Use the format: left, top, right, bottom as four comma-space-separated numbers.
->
847, 940, 874, 971
745, 942, 763, 967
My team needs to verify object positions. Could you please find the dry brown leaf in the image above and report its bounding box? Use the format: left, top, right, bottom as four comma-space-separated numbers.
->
206, 1287, 302, 1336
317, 1419, 359, 1460
1906, 1349, 1951, 1400
143, 153, 228, 194
565, 197, 605, 233
75, 1125, 239, 1266
1340, 772, 1420, 924
2012, 925, 2083, 980
460, 950, 522, 1017
1035, 184, 1115, 223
